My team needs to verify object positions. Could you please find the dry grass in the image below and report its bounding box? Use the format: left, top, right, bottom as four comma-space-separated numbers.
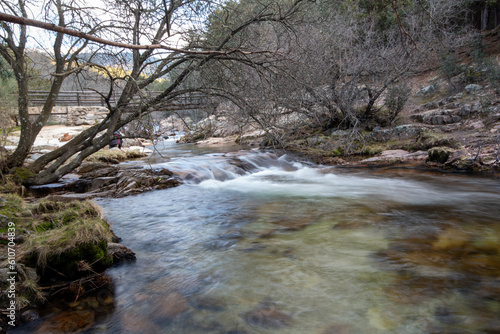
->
85, 148, 147, 163
21, 200, 113, 269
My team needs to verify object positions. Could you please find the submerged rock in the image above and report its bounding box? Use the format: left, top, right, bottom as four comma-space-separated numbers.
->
432, 228, 470, 251
151, 292, 189, 320
385, 275, 451, 304
242, 307, 292, 329
120, 310, 162, 334
189, 294, 226, 311
476, 278, 500, 300
321, 323, 353, 334
35, 309, 95, 334
434, 305, 463, 325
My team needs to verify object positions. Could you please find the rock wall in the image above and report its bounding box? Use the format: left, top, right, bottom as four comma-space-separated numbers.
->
28, 106, 109, 126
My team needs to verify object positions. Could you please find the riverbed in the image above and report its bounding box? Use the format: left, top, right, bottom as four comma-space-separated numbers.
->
15, 137, 500, 333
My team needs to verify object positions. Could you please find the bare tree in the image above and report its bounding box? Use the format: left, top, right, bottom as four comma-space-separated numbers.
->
0, 0, 110, 169
0, 0, 311, 185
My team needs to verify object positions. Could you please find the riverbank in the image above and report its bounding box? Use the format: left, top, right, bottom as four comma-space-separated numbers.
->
0, 191, 138, 333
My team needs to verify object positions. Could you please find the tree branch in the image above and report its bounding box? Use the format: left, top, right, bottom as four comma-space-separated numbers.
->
0, 11, 268, 55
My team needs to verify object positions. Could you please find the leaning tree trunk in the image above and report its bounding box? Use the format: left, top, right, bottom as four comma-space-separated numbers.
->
7, 72, 33, 169
482, 5, 489, 30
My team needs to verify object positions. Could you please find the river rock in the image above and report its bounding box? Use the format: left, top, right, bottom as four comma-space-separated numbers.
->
107, 242, 136, 263
432, 228, 470, 251
242, 307, 292, 329
151, 292, 189, 320
189, 294, 226, 311
35, 309, 95, 334
434, 305, 463, 325
362, 149, 427, 163
321, 323, 353, 334
385, 275, 450, 305
476, 278, 500, 300
120, 310, 162, 334
461, 253, 500, 276
77, 161, 111, 174
367, 308, 398, 331
273, 218, 313, 232
146, 273, 204, 296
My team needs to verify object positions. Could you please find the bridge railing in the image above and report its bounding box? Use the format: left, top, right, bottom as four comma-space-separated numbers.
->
27, 90, 214, 111
28, 90, 118, 107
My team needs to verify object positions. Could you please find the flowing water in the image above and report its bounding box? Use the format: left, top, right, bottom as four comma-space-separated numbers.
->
15, 137, 500, 333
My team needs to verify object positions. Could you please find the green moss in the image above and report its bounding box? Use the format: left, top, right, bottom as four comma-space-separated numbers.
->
0, 193, 26, 225
47, 240, 112, 279
11, 167, 35, 184
361, 144, 384, 156
332, 146, 345, 156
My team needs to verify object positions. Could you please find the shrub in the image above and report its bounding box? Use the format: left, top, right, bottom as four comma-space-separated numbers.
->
385, 83, 411, 125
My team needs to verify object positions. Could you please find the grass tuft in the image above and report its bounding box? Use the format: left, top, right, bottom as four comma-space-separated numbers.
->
22, 200, 113, 271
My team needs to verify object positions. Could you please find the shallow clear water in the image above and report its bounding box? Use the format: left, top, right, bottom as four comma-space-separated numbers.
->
16, 139, 500, 333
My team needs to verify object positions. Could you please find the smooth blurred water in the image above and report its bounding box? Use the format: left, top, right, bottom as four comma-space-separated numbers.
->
16, 138, 500, 333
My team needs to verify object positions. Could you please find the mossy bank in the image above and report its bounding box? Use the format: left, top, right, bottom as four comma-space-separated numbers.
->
0, 193, 132, 332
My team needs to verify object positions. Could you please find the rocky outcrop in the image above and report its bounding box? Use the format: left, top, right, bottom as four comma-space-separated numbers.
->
369, 124, 425, 141
39, 163, 181, 201
411, 109, 463, 125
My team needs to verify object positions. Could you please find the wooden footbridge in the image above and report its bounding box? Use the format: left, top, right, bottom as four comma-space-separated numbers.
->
27, 90, 216, 112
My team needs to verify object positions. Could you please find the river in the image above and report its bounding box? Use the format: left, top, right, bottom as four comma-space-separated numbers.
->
16, 137, 500, 333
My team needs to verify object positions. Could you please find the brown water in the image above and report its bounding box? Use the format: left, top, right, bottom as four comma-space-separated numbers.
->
14, 140, 500, 334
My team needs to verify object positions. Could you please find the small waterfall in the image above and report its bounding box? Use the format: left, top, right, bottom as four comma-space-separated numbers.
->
154, 150, 299, 184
